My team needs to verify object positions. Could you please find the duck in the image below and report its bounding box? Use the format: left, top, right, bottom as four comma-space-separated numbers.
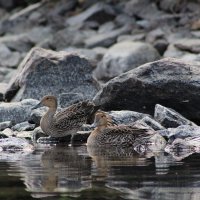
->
87, 111, 166, 148
32, 95, 98, 142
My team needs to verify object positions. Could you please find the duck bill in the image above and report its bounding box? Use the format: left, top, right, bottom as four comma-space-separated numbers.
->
32, 102, 42, 110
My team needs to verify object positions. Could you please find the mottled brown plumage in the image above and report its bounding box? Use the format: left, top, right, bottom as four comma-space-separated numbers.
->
87, 112, 159, 147
34, 95, 98, 138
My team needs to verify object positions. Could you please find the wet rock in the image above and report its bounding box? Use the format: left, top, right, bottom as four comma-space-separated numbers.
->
154, 104, 197, 128
66, 2, 115, 26
5, 47, 99, 102
73, 131, 91, 143
134, 116, 165, 131
108, 110, 151, 125
0, 137, 34, 152
12, 121, 35, 132
84, 25, 132, 48
0, 43, 21, 68
159, 125, 200, 141
93, 58, 200, 122
93, 41, 160, 81
0, 121, 12, 131
32, 127, 45, 142
0, 99, 39, 125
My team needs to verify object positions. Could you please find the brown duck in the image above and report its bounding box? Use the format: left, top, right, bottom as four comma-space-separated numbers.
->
33, 95, 98, 139
87, 111, 166, 147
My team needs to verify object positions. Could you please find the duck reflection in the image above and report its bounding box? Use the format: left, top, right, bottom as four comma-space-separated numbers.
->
12, 145, 93, 198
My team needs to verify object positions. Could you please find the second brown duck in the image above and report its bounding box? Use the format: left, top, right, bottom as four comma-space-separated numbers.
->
33, 95, 98, 139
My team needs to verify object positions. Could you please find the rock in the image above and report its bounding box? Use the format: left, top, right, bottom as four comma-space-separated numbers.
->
5, 47, 99, 102
174, 38, 200, 54
93, 41, 160, 81
115, 14, 136, 26
66, 2, 115, 26
154, 104, 197, 128
159, 125, 200, 141
98, 21, 116, 34
0, 121, 12, 131
153, 39, 168, 56
12, 121, 35, 132
0, 99, 39, 125
32, 126, 45, 142
49, 27, 96, 50
72, 131, 91, 143
117, 34, 145, 43
108, 110, 151, 125
0, 43, 21, 68
158, 0, 183, 13
93, 58, 200, 122
58, 93, 85, 108
2, 128, 14, 137
124, 0, 163, 19
84, 25, 132, 48
163, 44, 185, 58
0, 0, 17, 10
146, 28, 165, 44
0, 83, 8, 100
0, 137, 34, 152
134, 116, 165, 131
29, 107, 47, 126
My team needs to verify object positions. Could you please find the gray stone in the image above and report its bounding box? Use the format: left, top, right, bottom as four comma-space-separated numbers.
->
0, 137, 34, 152
29, 107, 47, 126
124, 0, 163, 19
59, 93, 85, 108
0, 83, 8, 100
117, 34, 145, 43
174, 38, 200, 54
115, 14, 136, 26
12, 121, 35, 132
93, 58, 200, 122
93, 41, 160, 81
66, 2, 115, 26
84, 25, 132, 48
5, 47, 99, 102
154, 104, 197, 128
0, 121, 12, 131
146, 28, 165, 43
153, 39, 168, 56
159, 0, 183, 13
0, 43, 21, 68
98, 21, 116, 34
0, 99, 39, 125
108, 110, 151, 125
163, 44, 185, 58
50, 27, 96, 50
159, 125, 200, 141
135, 116, 165, 131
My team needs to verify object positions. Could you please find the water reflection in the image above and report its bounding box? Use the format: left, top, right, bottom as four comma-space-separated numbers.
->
1, 144, 200, 200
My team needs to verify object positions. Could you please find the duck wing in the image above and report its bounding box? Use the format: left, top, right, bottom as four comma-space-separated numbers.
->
54, 101, 96, 129
100, 126, 154, 146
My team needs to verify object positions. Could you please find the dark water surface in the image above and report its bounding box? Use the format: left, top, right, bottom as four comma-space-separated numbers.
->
0, 144, 200, 200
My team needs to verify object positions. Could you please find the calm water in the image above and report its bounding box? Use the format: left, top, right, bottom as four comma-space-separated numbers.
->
0, 144, 200, 200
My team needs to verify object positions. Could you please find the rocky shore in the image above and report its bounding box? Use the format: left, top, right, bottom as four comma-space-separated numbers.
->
0, 0, 200, 158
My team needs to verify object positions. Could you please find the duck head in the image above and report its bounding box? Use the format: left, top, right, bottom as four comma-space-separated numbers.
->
32, 95, 58, 110
93, 111, 115, 128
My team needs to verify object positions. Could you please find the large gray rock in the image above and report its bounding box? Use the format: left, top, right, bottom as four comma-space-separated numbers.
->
154, 104, 197, 128
5, 47, 99, 101
93, 58, 200, 122
93, 41, 160, 81
0, 99, 39, 125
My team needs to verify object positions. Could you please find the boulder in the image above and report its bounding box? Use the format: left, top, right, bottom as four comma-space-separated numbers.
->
93, 58, 200, 123
12, 121, 35, 132
154, 104, 197, 128
0, 99, 39, 125
93, 41, 160, 81
0, 121, 12, 131
5, 47, 99, 102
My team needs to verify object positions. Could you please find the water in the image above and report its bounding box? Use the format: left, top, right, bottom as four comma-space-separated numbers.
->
0, 144, 200, 200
